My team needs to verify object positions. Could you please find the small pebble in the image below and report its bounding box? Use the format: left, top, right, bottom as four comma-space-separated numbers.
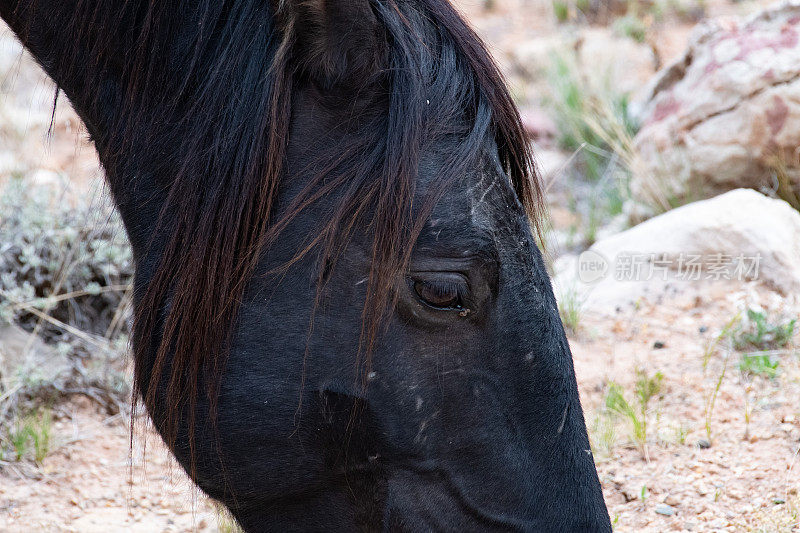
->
696, 439, 711, 449
710, 518, 727, 528
655, 504, 676, 516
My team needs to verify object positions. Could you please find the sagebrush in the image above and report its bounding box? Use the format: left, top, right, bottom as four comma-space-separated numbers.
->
0, 181, 133, 465
0, 181, 133, 342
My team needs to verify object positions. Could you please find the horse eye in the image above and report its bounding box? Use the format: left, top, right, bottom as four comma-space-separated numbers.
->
412, 277, 465, 310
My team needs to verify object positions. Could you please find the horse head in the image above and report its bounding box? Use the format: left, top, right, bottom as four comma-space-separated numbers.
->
1, 0, 611, 530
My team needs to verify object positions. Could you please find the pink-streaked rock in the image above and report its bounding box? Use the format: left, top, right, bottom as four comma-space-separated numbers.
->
632, 3, 800, 208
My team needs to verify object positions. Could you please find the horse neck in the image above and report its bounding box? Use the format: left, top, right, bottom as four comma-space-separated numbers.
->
1, 2, 281, 260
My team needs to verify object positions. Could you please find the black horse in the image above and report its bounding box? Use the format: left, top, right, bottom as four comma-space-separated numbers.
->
1, 0, 611, 530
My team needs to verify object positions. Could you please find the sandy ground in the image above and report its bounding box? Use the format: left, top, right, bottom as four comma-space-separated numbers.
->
573, 284, 800, 532
0, 399, 220, 532
2, 0, 799, 531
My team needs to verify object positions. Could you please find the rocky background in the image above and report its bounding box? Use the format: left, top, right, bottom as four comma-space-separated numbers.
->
1, 1, 800, 531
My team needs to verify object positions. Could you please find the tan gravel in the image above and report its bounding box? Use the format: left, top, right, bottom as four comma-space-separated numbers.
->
572, 284, 800, 532
0, 397, 220, 532
2, 2, 799, 531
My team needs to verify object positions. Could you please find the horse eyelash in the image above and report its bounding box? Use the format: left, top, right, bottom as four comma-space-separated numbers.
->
423, 279, 466, 298
413, 277, 469, 308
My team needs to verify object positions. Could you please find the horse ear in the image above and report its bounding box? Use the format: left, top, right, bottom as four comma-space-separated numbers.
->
275, 0, 385, 88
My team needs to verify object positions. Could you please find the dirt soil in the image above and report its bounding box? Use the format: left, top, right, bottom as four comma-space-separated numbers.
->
574, 284, 800, 532
2, 0, 799, 531
0, 399, 219, 532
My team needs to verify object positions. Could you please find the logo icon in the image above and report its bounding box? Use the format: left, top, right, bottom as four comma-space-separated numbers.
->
577, 250, 609, 283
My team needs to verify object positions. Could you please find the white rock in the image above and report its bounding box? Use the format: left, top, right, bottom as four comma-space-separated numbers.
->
0, 151, 25, 176
554, 189, 800, 313
577, 29, 657, 95
510, 35, 569, 81
655, 503, 676, 516
510, 29, 656, 94
27, 168, 65, 188
0, 323, 68, 386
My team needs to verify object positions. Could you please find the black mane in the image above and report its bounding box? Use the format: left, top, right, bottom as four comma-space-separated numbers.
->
4, 0, 543, 461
